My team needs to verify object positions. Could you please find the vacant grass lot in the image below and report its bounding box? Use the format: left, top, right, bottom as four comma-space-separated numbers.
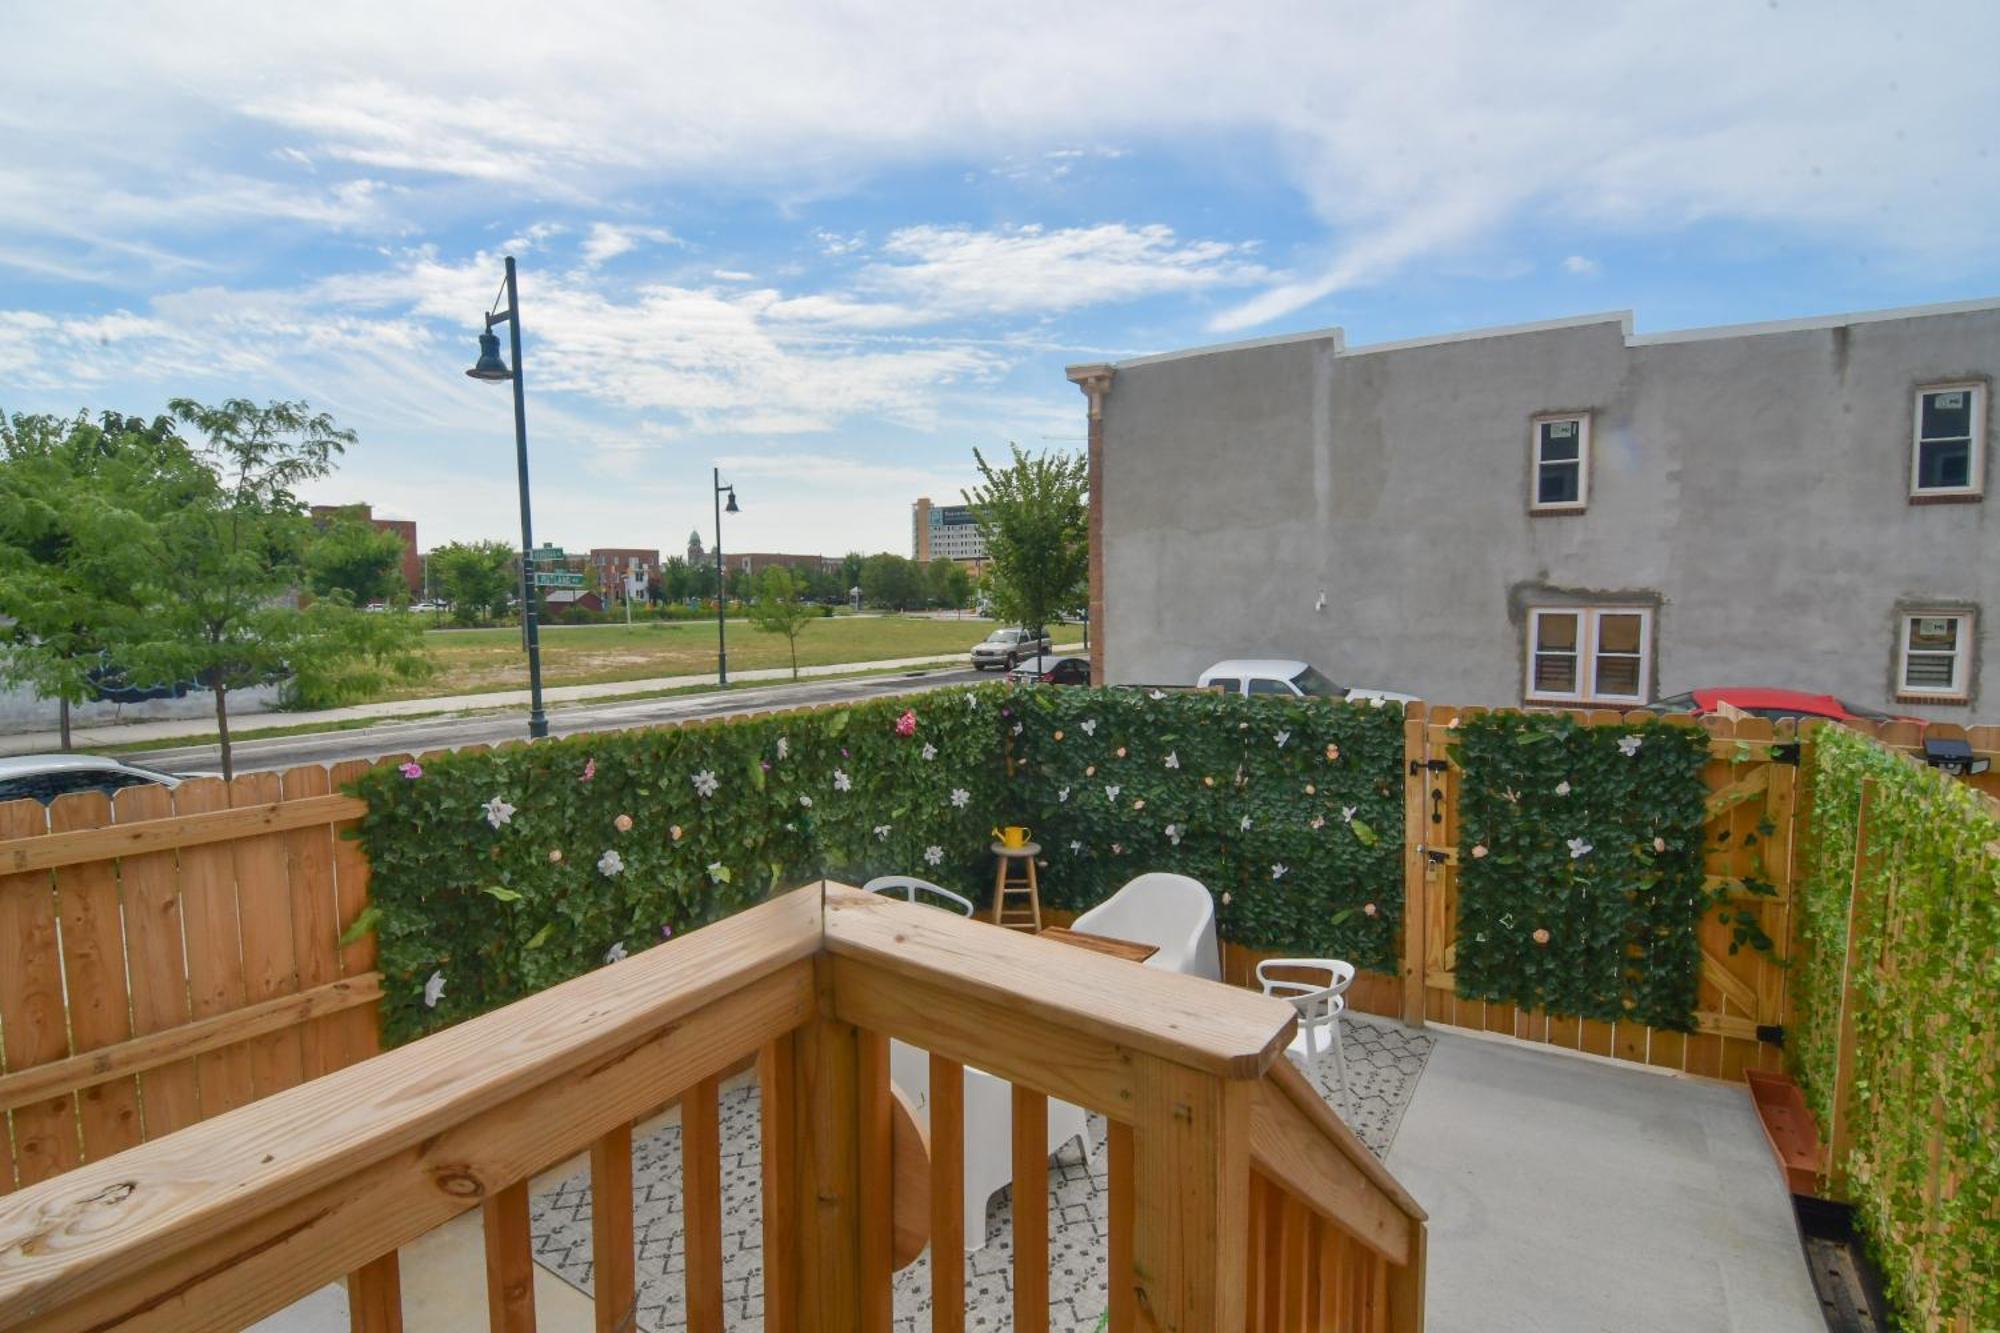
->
383, 615, 1000, 700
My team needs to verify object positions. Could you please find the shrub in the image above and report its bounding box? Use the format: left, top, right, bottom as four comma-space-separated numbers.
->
1449, 712, 1711, 1030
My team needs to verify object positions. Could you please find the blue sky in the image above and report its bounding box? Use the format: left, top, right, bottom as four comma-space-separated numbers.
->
3, 2, 1997, 557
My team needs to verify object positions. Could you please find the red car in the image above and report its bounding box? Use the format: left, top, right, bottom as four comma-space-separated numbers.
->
1654, 687, 1919, 725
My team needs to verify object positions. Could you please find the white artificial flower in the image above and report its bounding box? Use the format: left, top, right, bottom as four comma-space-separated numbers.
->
775, 736, 790, 760
1271, 864, 1288, 880
1165, 823, 1182, 845
482, 796, 515, 829
949, 787, 971, 808
1105, 784, 1122, 802
1240, 815, 1253, 832
1057, 786, 1071, 803
597, 849, 625, 877
1617, 735, 1644, 757
1566, 837, 1593, 859
833, 769, 852, 792
874, 824, 893, 841
1069, 839, 1084, 854
692, 770, 719, 798
1554, 780, 1572, 797
1012, 721, 1023, 736
1111, 842, 1123, 855
1221, 891, 1232, 906
604, 942, 628, 964
1148, 689, 1166, 701
1341, 805, 1358, 823
1164, 751, 1180, 769
964, 692, 979, 708
924, 844, 945, 866
1079, 719, 1097, 736
1275, 729, 1291, 748
423, 971, 446, 1008
799, 795, 814, 808
922, 743, 938, 761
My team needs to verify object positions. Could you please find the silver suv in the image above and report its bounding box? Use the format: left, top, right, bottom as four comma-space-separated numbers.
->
970, 627, 1051, 670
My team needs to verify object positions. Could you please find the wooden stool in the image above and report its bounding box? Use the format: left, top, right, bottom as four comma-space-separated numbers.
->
989, 841, 1042, 931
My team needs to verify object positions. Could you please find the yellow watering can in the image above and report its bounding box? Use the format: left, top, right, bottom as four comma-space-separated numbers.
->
993, 825, 1032, 849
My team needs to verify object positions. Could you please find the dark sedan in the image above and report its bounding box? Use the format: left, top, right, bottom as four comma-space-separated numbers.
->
1006, 654, 1091, 685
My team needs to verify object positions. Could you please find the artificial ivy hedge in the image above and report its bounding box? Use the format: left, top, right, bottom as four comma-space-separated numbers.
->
1002, 686, 1407, 972
1793, 726, 1999, 1327
351, 688, 1009, 1044
1451, 712, 1710, 1030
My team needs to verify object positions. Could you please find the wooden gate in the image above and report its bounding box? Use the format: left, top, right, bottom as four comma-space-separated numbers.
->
1395, 704, 1801, 1080
0, 762, 383, 1194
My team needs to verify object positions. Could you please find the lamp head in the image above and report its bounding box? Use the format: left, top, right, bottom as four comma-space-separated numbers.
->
723, 488, 740, 514
466, 331, 512, 381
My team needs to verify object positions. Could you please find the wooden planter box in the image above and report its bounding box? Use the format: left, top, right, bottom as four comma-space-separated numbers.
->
1746, 1069, 1822, 1195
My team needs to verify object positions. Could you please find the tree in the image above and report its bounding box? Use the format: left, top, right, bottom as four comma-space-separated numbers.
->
0, 411, 199, 748
926, 556, 972, 610
306, 508, 408, 606
121, 398, 429, 779
657, 555, 694, 602
430, 540, 517, 624
746, 566, 817, 679
840, 550, 865, 593
860, 552, 923, 610
726, 565, 753, 602
965, 444, 1087, 636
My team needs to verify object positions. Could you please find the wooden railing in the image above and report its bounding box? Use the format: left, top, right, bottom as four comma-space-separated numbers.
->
0, 883, 1425, 1331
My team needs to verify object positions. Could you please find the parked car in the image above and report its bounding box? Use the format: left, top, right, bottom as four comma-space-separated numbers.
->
1196, 659, 1419, 706
0, 755, 187, 806
1653, 687, 1918, 725
970, 627, 1051, 670
1007, 654, 1091, 685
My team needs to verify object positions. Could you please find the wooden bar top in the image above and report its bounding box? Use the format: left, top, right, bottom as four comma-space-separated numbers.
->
1037, 926, 1160, 964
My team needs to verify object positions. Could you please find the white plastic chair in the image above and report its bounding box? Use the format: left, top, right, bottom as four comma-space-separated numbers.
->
863, 875, 976, 917
1257, 958, 1356, 1114
1072, 872, 1221, 980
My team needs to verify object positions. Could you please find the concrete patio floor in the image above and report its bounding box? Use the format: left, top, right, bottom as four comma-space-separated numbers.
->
1388, 1028, 1824, 1333
255, 1018, 1825, 1331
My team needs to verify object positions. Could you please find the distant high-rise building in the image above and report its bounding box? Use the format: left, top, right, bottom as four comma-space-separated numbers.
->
913, 497, 986, 565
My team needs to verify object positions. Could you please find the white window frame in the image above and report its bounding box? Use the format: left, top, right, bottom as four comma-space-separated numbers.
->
1530, 414, 1590, 513
1897, 610, 1974, 701
1525, 605, 1652, 705
1910, 383, 1985, 498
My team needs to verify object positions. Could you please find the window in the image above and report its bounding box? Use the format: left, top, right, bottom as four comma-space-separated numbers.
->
1248, 677, 1293, 696
1911, 384, 1984, 497
1206, 677, 1240, 695
1530, 415, 1589, 512
1898, 611, 1974, 700
1527, 606, 1652, 705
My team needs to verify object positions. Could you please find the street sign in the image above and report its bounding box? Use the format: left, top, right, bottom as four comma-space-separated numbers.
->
532, 571, 586, 588
527, 546, 567, 563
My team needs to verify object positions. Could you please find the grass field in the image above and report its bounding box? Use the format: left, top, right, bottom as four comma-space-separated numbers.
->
384, 614, 999, 700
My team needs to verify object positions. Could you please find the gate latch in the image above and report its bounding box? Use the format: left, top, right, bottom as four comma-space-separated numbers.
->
1407, 758, 1450, 775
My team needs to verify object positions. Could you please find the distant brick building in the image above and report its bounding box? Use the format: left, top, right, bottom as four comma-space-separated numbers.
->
686, 530, 835, 579
309, 503, 420, 597
588, 547, 661, 601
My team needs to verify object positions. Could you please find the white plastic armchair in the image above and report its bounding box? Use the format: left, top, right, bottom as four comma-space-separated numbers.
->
1072, 873, 1221, 980
862, 875, 976, 917
1257, 958, 1356, 1113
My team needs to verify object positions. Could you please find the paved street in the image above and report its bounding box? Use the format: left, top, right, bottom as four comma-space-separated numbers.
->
128, 668, 985, 775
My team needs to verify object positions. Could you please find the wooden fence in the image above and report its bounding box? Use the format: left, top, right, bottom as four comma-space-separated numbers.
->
0, 762, 382, 1195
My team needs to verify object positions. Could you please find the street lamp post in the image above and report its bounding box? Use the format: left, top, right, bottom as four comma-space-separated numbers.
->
466, 255, 549, 740
713, 467, 739, 684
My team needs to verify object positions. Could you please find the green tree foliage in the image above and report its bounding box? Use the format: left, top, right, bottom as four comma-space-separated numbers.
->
965, 444, 1087, 635
745, 565, 817, 679
118, 398, 429, 778
840, 550, 865, 592
0, 411, 200, 747
726, 566, 752, 602
926, 556, 973, 609
429, 540, 517, 624
306, 508, 409, 606
656, 555, 694, 602
860, 552, 923, 610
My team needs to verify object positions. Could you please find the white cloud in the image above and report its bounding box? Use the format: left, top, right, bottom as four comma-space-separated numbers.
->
1563, 255, 1602, 277
579, 222, 681, 269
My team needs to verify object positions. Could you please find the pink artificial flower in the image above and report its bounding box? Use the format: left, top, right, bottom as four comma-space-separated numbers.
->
661, 923, 675, 940
614, 813, 634, 833
669, 825, 684, 841
548, 848, 564, 863
1363, 902, 1378, 917
1532, 928, 1551, 946
399, 761, 423, 780
581, 757, 597, 782
895, 709, 918, 737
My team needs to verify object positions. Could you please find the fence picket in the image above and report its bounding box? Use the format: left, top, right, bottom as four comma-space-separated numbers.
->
0, 798, 68, 1190
48, 793, 143, 1162
113, 783, 202, 1138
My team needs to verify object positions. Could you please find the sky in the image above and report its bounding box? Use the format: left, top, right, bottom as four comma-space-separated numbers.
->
2, 1, 1997, 560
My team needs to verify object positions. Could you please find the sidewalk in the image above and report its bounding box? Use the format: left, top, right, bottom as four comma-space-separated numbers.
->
1, 646, 1084, 757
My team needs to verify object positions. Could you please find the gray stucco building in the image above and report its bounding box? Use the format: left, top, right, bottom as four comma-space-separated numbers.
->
1068, 299, 1998, 718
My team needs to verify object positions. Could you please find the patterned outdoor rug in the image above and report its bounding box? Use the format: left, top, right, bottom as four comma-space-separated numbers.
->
530, 1013, 1434, 1331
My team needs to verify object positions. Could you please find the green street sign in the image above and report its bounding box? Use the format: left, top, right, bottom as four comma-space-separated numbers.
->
532, 571, 586, 588
527, 546, 567, 563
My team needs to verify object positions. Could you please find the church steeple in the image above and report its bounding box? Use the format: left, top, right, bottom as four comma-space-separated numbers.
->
687, 528, 705, 563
